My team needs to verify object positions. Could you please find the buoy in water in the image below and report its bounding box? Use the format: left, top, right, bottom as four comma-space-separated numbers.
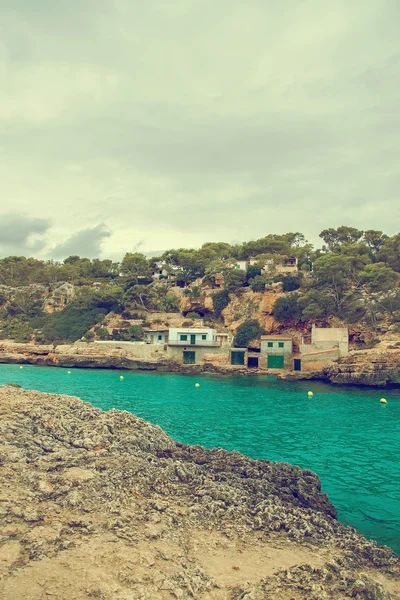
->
380, 398, 387, 404
120, 375, 124, 380
19, 366, 23, 369
308, 391, 313, 397
195, 383, 200, 387
67, 371, 71, 374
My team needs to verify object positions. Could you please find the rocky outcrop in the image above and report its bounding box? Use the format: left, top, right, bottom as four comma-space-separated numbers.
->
325, 348, 400, 387
1, 386, 399, 599
280, 347, 400, 387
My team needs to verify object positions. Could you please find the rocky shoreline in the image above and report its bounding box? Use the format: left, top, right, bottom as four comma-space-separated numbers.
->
1, 340, 400, 386
279, 347, 400, 387
1, 385, 400, 599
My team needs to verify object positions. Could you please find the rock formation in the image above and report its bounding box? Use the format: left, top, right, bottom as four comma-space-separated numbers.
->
0, 386, 399, 599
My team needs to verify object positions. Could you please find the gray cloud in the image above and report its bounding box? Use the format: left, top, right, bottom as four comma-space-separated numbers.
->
0, 213, 51, 256
51, 224, 112, 259
0, 0, 399, 258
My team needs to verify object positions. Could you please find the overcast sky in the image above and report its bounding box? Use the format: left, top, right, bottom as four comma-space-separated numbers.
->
1, 0, 399, 260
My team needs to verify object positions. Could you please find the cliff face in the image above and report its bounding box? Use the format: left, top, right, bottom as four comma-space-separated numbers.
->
1, 386, 399, 600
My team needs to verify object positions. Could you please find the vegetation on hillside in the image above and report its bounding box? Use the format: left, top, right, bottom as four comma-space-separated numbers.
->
0, 227, 398, 344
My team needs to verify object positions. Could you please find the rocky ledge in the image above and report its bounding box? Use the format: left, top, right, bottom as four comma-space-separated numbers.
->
280, 347, 400, 388
1, 386, 399, 599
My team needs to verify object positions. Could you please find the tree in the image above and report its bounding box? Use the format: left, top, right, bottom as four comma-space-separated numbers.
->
282, 275, 301, 292
223, 268, 246, 292
234, 319, 264, 347
272, 294, 302, 321
120, 253, 151, 282
319, 226, 364, 251
377, 234, 400, 272
212, 290, 230, 317
248, 276, 268, 291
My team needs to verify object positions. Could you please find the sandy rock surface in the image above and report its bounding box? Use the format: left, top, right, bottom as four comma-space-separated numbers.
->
0, 386, 399, 599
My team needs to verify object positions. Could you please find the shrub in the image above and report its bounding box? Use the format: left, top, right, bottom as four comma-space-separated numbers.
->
161, 295, 180, 312
0, 318, 33, 342
41, 304, 107, 343
186, 311, 202, 319
125, 325, 144, 341
212, 290, 230, 317
84, 330, 95, 341
248, 276, 268, 292
97, 327, 110, 340
272, 294, 302, 321
282, 275, 302, 292
234, 319, 264, 348
246, 264, 262, 280
182, 320, 193, 327
121, 310, 132, 319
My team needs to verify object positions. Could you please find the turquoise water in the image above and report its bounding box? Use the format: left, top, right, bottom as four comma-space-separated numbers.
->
1, 364, 399, 554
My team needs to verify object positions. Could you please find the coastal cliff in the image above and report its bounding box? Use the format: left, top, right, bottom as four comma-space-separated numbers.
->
1, 386, 399, 599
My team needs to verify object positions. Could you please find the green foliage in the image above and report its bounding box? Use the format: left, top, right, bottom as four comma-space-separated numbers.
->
272, 294, 302, 321
223, 268, 246, 292
0, 317, 33, 342
282, 275, 301, 292
246, 264, 262, 280
212, 290, 230, 317
248, 276, 268, 292
28, 313, 51, 329
84, 330, 95, 341
160, 295, 180, 312
182, 320, 193, 327
183, 286, 200, 298
97, 327, 110, 340
185, 312, 202, 319
234, 319, 264, 348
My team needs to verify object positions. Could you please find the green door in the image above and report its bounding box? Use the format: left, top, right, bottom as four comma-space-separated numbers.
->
183, 351, 196, 364
190, 334, 196, 345
268, 355, 284, 368
231, 351, 245, 365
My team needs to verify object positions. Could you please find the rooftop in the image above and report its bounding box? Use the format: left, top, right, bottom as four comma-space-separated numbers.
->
261, 335, 293, 340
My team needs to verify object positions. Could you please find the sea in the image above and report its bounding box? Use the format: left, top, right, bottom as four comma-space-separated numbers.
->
0, 364, 399, 554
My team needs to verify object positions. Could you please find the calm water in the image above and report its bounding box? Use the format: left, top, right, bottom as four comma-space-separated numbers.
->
1, 364, 399, 554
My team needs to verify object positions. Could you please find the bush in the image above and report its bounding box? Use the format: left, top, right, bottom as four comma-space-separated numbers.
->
248, 276, 268, 292
121, 310, 132, 319
97, 327, 110, 340
161, 295, 180, 312
28, 313, 51, 329
212, 290, 230, 317
282, 275, 301, 292
125, 325, 144, 341
182, 320, 193, 327
0, 318, 33, 342
234, 319, 264, 348
41, 304, 107, 343
272, 294, 302, 321
246, 264, 262, 280
84, 330, 95, 341
186, 312, 202, 319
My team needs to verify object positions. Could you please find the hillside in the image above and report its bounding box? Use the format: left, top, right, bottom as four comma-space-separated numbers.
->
0, 227, 399, 349
1, 385, 399, 599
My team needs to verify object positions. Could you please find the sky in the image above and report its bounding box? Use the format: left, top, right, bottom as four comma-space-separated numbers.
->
0, 0, 399, 261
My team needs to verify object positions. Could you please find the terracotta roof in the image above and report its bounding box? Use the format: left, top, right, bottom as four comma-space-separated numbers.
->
261, 335, 293, 340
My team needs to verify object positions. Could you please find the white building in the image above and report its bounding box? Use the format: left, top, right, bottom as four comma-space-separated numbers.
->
152, 261, 168, 280
234, 260, 248, 271
300, 324, 349, 362
144, 328, 169, 344
168, 327, 219, 346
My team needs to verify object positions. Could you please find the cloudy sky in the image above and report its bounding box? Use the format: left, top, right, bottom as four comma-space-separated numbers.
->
1, 0, 399, 260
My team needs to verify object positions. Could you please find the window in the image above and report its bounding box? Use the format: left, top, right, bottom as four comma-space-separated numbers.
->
278, 342, 284, 348
158, 335, 163, 341
202, 334, 207, 340
267, 342, 273, 348
180, 334, 187, 341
